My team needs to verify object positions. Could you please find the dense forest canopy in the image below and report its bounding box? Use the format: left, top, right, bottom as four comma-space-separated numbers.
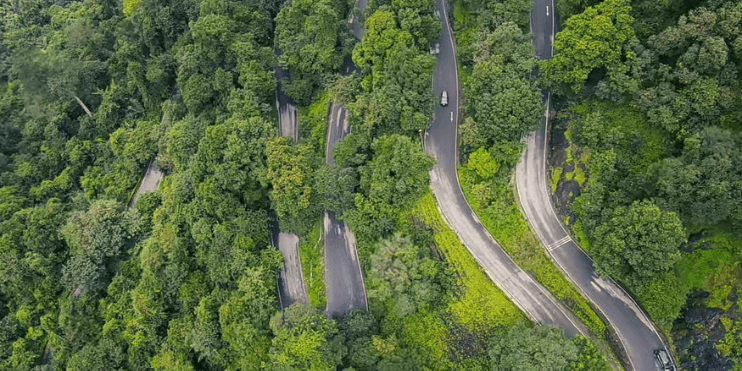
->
0, 0, 580, 369
543, 0, 742, 369
7, 0, 741, 369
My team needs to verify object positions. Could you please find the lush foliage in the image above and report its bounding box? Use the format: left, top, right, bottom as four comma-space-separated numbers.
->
488, 323, 609, 371
489, 324, 578, 371
542, 0, 636, 93
591, 200, 685, 290
547, 1, 742, 368
275, 0, 352, 104
460, 21, 542, 148
345, 134, 435, 241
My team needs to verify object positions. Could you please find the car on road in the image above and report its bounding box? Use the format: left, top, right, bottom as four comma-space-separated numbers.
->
429, 43, 440, 55
654, 349, 675, 371
441, 90, 448, 106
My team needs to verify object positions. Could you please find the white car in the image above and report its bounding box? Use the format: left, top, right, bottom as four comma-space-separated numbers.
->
441, 91, 448, 106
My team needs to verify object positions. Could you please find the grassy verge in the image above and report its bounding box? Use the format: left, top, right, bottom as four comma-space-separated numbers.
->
572, 219, 592, 254
411, 191, 527, 332
299, 221, 326, 309
458, 168, 607, 339
550, 166, 563, 193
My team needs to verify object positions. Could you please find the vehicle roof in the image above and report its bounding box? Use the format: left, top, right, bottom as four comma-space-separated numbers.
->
657, 349, 670, 363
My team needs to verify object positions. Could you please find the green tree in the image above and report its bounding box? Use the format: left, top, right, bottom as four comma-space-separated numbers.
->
268, 303, 347, 371
220, 267, 279, 370
367, 234, 443, 317
591, 200, 685, 290
542, 0, 636, 93
346, 134, 434, 240
467, 146, 499, 181
489, 324, 578, 371
61, 200, 141, 294
266, 137, 323, 233
465, 22, 541, 146
275, 0, 348, 103
651, 126, 742, 226
636, 271, 688, 328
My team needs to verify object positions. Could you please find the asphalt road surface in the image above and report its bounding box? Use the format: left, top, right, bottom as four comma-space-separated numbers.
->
274, 232, 309, 308
322, 0, 369, 317
349, 0, 367, 40
515, 1, 669, 370
274, 47, 308, 308
323, 211, 367, 316
129, 159, 164, 208
424, 0, 584, 337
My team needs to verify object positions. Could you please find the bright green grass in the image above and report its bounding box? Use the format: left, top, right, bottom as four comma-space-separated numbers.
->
412, 192, 527, 332
677, 231, 742, 311
574, 165, 587, 186
400, 310, 452, 370
572, 220, 592, 254
458, 168, 607, 339
299, 222, 326, 309
550, 166, 563, 193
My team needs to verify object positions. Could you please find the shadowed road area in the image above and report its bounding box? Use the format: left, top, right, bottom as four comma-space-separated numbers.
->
275, 50, 299, 143
424, 0, 583, 336
515, 1, 668, 370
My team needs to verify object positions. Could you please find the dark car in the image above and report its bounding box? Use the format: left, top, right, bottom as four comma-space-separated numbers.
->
654, 349, 675, 371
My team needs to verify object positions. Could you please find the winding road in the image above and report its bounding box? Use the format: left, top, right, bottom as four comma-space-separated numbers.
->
515, 1, 669, 370
424, 0, 584, 337
323, 0, 368, 317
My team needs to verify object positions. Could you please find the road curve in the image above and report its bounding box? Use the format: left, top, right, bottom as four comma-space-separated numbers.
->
424, 0, 584, 336
515, 2, 668, 370
323, 1, 368, 317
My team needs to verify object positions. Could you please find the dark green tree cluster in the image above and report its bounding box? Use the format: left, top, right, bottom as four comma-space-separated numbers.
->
350, 1, 439, 135
266, 136, 327, 235
460, 21, 542, 149
0, 0, 292, 367
343, 134, 435, 241
275, 0, 353, 104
